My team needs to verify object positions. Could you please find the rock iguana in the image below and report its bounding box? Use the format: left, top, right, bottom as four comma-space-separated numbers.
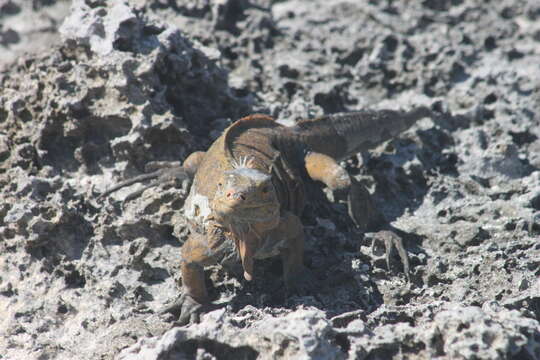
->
102, 107, 431, 324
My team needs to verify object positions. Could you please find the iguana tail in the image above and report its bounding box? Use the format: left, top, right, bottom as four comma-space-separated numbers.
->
290, 106, 431, 160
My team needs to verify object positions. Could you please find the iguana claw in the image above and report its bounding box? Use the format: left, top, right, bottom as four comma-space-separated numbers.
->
377, 230, 411, 280
159, 293, 204, 326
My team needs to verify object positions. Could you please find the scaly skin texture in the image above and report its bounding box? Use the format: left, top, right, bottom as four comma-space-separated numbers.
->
103, 108, 432, 324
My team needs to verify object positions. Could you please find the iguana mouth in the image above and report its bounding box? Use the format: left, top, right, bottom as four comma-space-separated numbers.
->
214, 200, 277, 210
212, 200, 280, 223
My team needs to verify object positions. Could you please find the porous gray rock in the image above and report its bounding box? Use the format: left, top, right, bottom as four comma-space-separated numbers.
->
119, 307, 342, 360
0, 0, 71, 69
427, 302, 540, 360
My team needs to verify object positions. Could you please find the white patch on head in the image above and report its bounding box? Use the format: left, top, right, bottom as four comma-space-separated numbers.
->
184, 189, 212, 222
230, 167, 270, 182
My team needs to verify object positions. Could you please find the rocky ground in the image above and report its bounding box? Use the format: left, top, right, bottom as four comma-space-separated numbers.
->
1, 0, 539, 359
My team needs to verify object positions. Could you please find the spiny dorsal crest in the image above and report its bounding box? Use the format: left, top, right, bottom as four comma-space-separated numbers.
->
231, 156, 255, 170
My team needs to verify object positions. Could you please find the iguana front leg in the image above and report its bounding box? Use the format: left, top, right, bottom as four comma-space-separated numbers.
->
276, 212, 316, 295
304, 152, 410, 276
305, 151, 383, 230
160, 230, 217, 325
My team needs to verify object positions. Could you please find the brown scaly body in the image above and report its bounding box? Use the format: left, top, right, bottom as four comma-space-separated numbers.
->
102, 107, 431, 324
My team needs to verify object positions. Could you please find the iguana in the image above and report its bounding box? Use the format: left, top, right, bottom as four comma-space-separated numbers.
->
102, 107, 431, 324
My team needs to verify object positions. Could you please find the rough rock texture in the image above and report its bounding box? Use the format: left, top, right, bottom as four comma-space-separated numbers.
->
1, 0, 539, 359
0, 0, 71, 70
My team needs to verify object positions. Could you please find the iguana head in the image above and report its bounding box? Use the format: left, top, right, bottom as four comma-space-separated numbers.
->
212, 157, 280, 281
213, 158, 280, 224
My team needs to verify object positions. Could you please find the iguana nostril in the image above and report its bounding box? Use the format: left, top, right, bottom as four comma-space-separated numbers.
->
226, 190, 246, 200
